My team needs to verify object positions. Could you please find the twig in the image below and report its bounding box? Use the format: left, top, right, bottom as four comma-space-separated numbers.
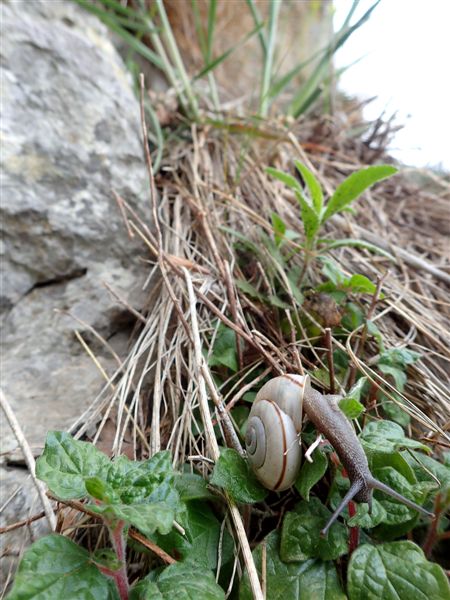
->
0, 510, 48, 534
324, 328, 335, 394
130, 529, 176, 565
45, 493, 176, 564
346, 273, 386, 389
0, 389, 56, 530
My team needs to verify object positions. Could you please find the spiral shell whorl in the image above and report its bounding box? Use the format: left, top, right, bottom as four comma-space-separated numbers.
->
245, 415, 266, 468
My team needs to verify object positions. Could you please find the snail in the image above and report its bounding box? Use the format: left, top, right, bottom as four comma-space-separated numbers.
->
245, 374, 434, 535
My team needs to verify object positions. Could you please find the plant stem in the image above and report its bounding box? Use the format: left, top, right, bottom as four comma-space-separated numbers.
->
348, 501, 360, 554
324, 328, 335, 394
155, 0, 199, 119
109, 520, 129, 600
422, 493, 443, 558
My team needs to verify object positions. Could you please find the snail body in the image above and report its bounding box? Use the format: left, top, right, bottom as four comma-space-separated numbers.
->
245, 373, 433, 534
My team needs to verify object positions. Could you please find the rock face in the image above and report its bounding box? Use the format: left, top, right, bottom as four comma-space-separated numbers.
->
1, 0, 148, 583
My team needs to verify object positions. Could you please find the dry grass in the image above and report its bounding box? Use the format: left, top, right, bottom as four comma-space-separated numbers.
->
3, 94, 449, 594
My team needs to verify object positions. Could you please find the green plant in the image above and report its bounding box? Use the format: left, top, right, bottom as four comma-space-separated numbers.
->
267, 161, 397, 267
9, 413, 450, 600
8, 432, 225, 600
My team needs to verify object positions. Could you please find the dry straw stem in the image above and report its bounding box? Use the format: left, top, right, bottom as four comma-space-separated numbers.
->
0, 389, 57, 530
184, 268, 263, 600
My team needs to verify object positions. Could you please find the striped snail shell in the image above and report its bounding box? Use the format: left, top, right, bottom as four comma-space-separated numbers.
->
245, 374, 308, 491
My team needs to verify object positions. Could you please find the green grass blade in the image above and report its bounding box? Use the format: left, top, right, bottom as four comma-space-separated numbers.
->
75, 0, 164, 70
191, 0, 207, 57
260, 0, 281, 117
245, 0, 267, 56
288, 0, 381, 117
294, 161, 323, 216
206, 0, 217, 63
155, 0, 199, 119
193, 23, 263, 80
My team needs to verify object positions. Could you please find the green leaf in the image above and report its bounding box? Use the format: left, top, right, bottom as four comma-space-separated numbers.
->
345, 274, 379, 295
378, 348, 421, 368
321, 238, 395, 260
266, 166, 302, 193
360, 421, 430, 455
380, 393, 411, 428
367, 320, 385, 351
271, 212, 287, 246
405, 452, 450, 489
90, 501, 176, 536
341, 302, 365, 330
36, 431, 110, 500
371, 467, 429, 526
174, 473, 215, 501
378, 364, 407, 391
347, 541, 450, 600
339, 397, 365, 419
295, 447, 328, 501
131, 562, 225, 599
210, 448, 268, 503
339, 377, 367, 419
322, 165, 398, 222
280, 498, 348, 561
298, 560, 348, 600
235, 279, 264, 301
7, 534, 116, 600
239, 531, 346, 600
151, 501, 233, 570
208, 324, 239, 372
294, 161, 324, 215
347, 497, 387, 528
91, 548, 123, 573
295, 190, 321, 243
320, 257, 346, 286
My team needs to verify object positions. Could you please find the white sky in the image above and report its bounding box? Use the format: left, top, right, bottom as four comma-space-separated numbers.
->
333, 0, 450, 170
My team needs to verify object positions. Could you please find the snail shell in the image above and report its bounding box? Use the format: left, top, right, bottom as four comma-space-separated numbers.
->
245, 374, 308, 491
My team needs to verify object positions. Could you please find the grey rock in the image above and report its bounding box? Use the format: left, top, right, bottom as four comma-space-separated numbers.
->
1, 0, 147, 309
0, 1, 150, 584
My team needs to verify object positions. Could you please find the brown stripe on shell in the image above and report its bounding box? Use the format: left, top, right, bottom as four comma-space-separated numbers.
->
267, 400, 288, 491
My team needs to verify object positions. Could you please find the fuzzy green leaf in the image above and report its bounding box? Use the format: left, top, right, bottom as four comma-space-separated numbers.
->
347, 497, 387, 528
90, 501, 176, 536
239, 531, 346, 600
347, 541, 450, 600
280, 498, 348, 561
295, 190, 321, 243
360, 421, 430, 455
131, 562, 225, 600
322, 165, 398, 222
339, 397, 365, 419
271, 212, 287, 246
174, 473, 215, 501
294, 161, 324, 215
35, 431, 111, 500
7, 534, 117, 600
210, 448, 267, 503
150, 501, 233, 570
295, 447, 328, 500
266, 167, 302, 193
